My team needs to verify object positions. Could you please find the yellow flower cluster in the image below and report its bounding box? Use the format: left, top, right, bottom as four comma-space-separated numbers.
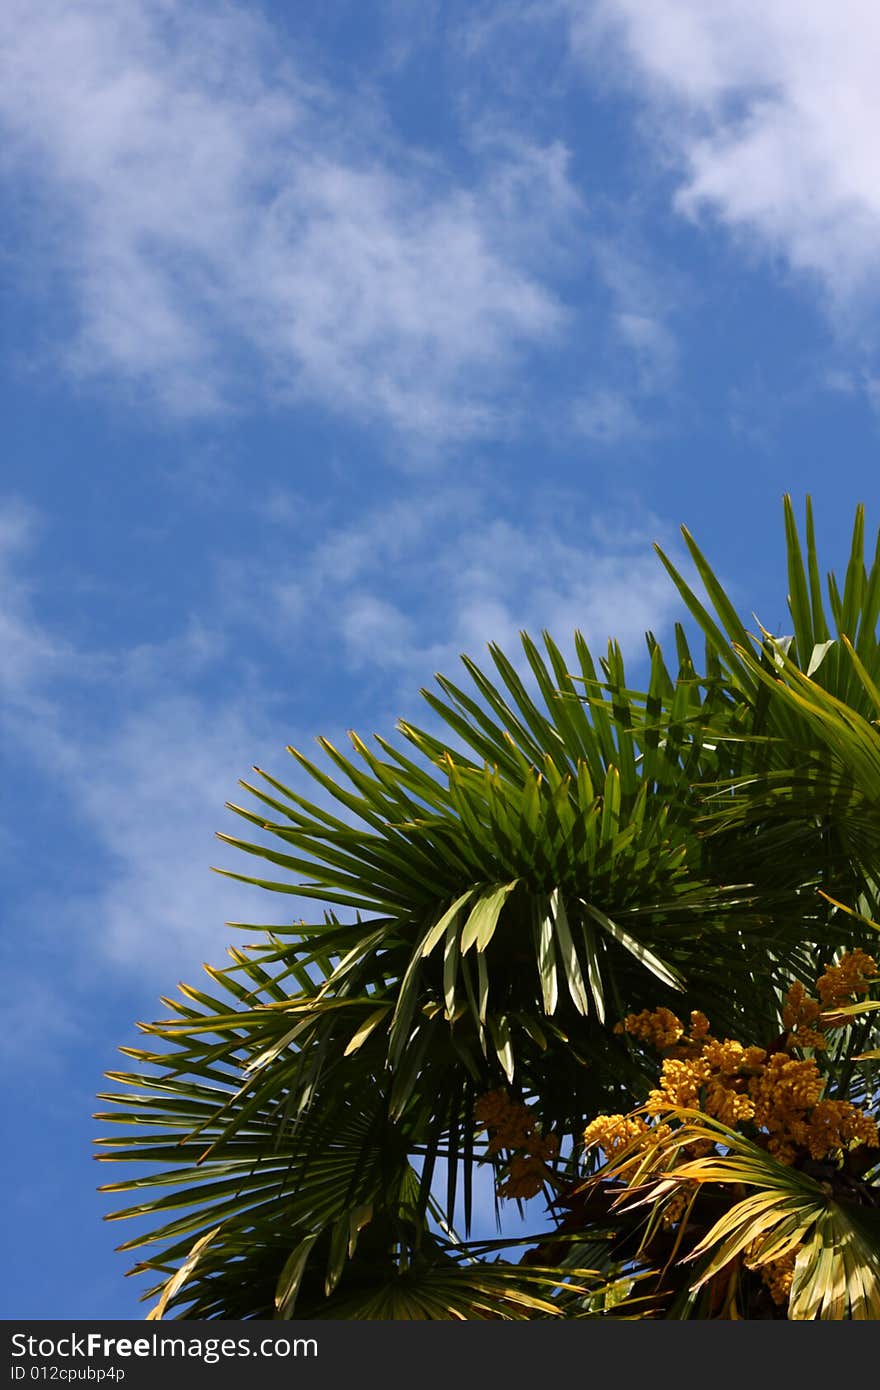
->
575, 952, 879, 1313
750, 1052, 824, 1115
660, 1184, 696, 1230
816, 949, 878, 1007
640, 1037, 877, 1165
748, 1053, 827, 1161
688, 1011, 712, 1042
474, 1089, 537, 1155
615, 1007, 715, 1062
614, 1006, 684, 1050
781, 980, 826, 1050
701, 1039, 767, 1074
498, 1153, 552, 1200
582, 1112, 674, 1177
703, 1077, 758, 1128
788, 1099, 879, 1161
587, 951, 880, 1171
475, 1090, 559, 1199
640, 1048, 760, 1132
644, 1055, 712, 1113
744, 1245, 797, 1306
583, 1113, 651, 1155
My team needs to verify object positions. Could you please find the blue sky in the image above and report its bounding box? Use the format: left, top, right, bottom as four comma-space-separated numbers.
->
2, 0, 879, 1319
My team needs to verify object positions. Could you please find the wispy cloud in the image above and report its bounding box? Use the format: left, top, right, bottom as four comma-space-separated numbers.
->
0, 496, 290, 987
4, 486, 683, 989
225, 485, 683, 724
580, 1, 880, 315
0, 499, 75, 707
569, 234, 683, 442
571, 386, 646, 445
0, 0, 578, 439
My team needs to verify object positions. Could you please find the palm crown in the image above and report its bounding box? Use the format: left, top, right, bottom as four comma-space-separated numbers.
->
97, 495, 880, 1319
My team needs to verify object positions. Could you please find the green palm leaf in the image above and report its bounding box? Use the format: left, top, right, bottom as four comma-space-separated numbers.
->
97, 495, 880, 1318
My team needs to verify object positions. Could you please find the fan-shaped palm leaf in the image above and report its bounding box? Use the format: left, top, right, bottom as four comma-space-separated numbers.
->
602, 1112, 880, 1320
97, 495, 880, 1318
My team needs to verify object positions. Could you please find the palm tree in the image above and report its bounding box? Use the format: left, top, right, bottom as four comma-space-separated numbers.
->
96, 496, 880, 1319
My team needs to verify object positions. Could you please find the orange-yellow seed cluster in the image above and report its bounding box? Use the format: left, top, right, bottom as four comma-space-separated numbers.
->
781, 980, 826, 1050
788, 1098, 879, 1160
744, 1245, 797, 1306
586, 952, 879, 1178
614, 1006, 684, 1050
816, 949, 877, 1007
485, 953, 878, 1312
475, 1090, 559, 1199
583, 1113, 651, 1155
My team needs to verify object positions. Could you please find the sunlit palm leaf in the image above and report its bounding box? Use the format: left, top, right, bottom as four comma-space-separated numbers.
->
97, 494, 880, 1319
597, 1110, 880, 1320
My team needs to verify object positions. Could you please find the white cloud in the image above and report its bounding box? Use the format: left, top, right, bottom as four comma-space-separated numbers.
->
614, 313, 678, 391
231, 487, 682, 707
72, 695, 290, 968
580, 1, 880, 310
0, 500, 299, 984
565, 234, 683, 440
0, 0, 575, 438
4, 486, 684, 1000
571, 386, 645, 444
0, 498, 81, 712
0, 977, 84, 1068
340, 595, 417, 668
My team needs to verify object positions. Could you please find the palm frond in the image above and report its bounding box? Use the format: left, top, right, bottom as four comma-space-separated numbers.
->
97, 495, 880, 1318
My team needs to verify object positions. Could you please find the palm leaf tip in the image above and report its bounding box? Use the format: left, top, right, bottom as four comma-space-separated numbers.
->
97, 498, 880, 1319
